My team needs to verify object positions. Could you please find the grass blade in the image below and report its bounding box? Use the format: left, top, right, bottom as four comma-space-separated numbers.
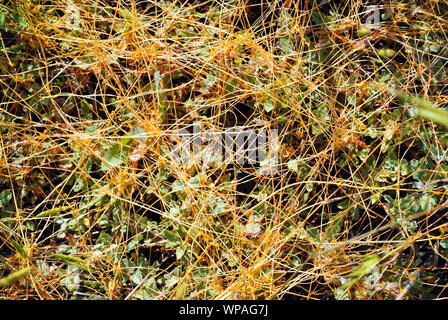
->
395, 92, 448, 127
0, 267, 32, 288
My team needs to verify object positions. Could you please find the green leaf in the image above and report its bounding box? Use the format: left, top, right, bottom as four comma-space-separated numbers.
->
306, 225, 320, 241
164, 230, 181, 244
133, 280, 157, 299
8, 10, 27, 29
0, 12, 7, 32
381, 10, 392, 20
337, 199, 350, 210
211, 198, 228, 216
176, 247, 185, 260
326, 216, 344, 240
419, 194, 437, 211
440, 239, 448, 249
96, 232, 113, 245
130, 126, 147, 143
287, 159, 299, 172
279, 35, 295, 56
264, 98, 274, 112
225, 78, 238, 93
101, 141, 130, 171
311, 11, 324, 25
223, 252, 239, 267
0, 190, 12, 208
127, 234, 143, 252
